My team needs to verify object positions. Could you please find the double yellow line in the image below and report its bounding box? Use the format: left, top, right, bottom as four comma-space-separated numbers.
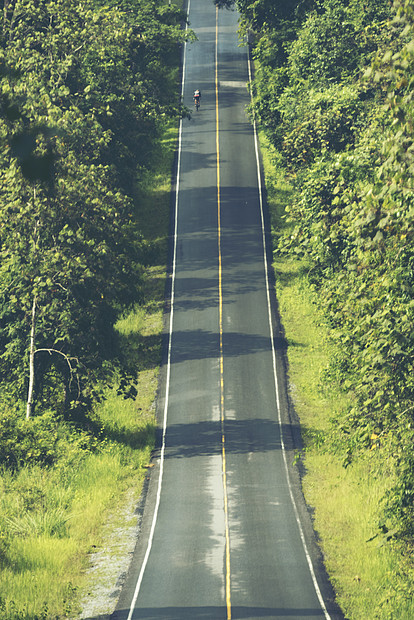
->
215, 7, 232, 619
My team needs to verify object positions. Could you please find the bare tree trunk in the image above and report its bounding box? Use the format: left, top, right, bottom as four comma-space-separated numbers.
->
26, 295, 37, 420
26, 189, 39, 420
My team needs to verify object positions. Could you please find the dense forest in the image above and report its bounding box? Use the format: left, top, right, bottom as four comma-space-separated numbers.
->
224, 0, 413, 546
0, 0, 189, 427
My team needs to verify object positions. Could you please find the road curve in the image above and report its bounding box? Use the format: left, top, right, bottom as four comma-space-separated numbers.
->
112, 2, 344, 619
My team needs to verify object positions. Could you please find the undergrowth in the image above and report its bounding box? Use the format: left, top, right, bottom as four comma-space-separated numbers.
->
0, 331, 158, 619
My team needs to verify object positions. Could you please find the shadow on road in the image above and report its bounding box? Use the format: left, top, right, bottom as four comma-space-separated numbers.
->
169, 328, 287, 364
161, 418, 299, 460
108, 604, 329, 619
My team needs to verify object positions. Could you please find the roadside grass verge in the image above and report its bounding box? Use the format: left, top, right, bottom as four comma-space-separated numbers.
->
260, 132, 414, 619
0, 119, 176, 620
0, 304, 160, 619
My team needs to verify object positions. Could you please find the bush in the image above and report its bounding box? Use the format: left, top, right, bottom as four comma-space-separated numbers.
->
279, 83, 364, 168
0, 406, 96, 470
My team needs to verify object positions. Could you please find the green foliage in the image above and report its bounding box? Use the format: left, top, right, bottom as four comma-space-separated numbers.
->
237, 0, 309, 31
0, 405, 96, 470
285, 0, 390, 85
242, 0, 414, 545
0, 0, 190, 415
280, 84, 364, 167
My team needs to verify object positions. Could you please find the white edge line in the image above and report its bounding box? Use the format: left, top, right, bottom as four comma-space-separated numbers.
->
246, 44, 332, 620
125, 3, 191, 619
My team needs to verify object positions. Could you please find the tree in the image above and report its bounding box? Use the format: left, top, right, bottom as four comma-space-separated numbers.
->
0, 0, 190, 416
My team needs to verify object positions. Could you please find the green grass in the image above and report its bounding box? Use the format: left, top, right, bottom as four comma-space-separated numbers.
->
260, 131, 414, 619
0, 336, 159, 619
134, 121, 178, 267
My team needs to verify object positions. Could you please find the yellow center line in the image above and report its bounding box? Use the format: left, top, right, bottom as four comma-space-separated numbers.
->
215, 7, 231, 619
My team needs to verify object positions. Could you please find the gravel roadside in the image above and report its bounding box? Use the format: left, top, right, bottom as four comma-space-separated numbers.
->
76, 486, 143, 620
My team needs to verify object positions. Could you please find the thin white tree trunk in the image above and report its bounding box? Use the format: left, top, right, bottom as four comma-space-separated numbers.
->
26, 189, 39, 420
26, 295, 37, 420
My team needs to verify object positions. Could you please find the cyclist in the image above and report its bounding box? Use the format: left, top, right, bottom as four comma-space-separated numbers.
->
193, 89, 201, 107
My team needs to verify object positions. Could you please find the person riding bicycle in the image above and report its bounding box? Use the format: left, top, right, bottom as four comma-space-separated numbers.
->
193, 89, 201, 106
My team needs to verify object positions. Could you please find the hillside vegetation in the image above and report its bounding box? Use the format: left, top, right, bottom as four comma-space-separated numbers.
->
226, 0, 413, 616
0, 0, 189, 617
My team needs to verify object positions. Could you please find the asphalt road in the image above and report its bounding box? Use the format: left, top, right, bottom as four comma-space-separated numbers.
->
112, 2, 344, 619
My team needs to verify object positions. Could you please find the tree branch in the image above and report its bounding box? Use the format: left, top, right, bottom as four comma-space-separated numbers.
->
34, 348, 80, 398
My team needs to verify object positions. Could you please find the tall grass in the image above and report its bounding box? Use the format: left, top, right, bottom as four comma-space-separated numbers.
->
260, 131, 414, 619
0, 367, 158, 619
1, 537, 79, 618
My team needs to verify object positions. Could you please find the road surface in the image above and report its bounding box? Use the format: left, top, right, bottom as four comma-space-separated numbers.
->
113, 2, 343, 619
